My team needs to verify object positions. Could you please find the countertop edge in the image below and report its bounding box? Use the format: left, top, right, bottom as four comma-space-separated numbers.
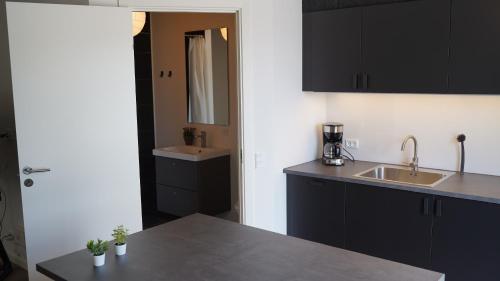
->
283, 161, 500, 205
36, 263, 65, 281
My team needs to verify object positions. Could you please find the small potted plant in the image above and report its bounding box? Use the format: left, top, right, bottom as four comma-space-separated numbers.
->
112, 225, 128, 256
86, 239, 108, 267
183, 127, 196, 145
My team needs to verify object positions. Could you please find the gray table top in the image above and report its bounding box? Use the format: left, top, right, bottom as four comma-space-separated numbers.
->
37, 214, 444, 281
284, 159, 500, 205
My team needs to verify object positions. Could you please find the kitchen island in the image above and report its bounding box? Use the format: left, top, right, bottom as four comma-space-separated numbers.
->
37, 214, 444, 281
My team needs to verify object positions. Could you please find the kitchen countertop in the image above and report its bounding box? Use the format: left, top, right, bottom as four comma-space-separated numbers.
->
284, 159, 500, 205
37, 214, 444, 281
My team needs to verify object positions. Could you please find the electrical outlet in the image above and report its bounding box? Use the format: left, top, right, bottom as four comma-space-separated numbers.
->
345, 139, 360, 149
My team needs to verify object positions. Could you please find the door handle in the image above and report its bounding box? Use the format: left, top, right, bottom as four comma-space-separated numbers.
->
363, 73, 369, 89
352, 73, 359, 89
435, 199, 443, 217
423, 197, 430, 216
23, 166, 51, 175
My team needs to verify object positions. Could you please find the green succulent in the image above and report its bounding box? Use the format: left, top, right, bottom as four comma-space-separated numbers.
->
86, 239, 109, 256
112, 225, 129, 245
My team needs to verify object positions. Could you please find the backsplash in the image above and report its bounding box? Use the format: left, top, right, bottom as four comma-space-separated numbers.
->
326, 93, 500, 176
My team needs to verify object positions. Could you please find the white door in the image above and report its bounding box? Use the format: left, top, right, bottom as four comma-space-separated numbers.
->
6, 2, 143, 280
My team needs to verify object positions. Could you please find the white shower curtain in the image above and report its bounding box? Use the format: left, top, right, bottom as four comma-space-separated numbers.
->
188, 31, 214, 124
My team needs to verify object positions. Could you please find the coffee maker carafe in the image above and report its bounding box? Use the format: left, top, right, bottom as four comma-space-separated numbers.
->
322, 122, 344, 166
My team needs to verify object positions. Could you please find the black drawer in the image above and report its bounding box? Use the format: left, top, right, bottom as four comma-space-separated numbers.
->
156, 184, 199, 217
155, 157, 198, 190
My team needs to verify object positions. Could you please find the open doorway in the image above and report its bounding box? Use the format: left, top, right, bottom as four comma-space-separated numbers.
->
4, 2, 245, 279
133, 12, 241, 229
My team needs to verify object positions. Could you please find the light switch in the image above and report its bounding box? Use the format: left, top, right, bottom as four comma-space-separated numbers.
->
255, 153, 264, 168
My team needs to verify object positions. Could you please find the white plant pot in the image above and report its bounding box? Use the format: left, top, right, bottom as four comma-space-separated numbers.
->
94, 253, 105, 267
115, 243, 127, 256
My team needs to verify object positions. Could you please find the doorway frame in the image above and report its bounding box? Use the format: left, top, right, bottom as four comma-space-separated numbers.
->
94, 0, 254, 225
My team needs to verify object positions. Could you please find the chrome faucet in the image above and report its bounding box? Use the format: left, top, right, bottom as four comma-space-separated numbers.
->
401, 135, 419, 176
197, 131, 207, 148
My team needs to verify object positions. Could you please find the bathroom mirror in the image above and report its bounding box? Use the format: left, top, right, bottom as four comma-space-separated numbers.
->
185, 28, 229, 126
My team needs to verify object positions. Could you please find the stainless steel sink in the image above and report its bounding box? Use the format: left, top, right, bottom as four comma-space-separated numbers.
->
354, 165, 454, 187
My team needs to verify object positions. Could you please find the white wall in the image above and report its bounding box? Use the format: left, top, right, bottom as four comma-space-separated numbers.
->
250, 0, 326, 232
326, 93, 500, 176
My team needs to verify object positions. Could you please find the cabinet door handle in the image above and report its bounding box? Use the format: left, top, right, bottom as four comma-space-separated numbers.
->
363, 73, 369, 89
435, 199, 443, 217
423, 197, 430, 216
352, 73, 359, 89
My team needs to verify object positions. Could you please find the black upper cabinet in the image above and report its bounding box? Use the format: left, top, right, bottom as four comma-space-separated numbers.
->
449, 0, 500, 93
346, 183, 433, 269
286, 175, 346, 248
303, 8, 362, 92
303, 0, 500, 94
303, 0, 450, 93
431, 197, 500, 281
362, 0, 450, 92
303, 0, 340, 13
303, 0, 423, 12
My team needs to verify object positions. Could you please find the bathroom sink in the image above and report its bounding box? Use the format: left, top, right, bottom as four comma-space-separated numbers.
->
354, 165, 454, 187
153, 146, 230, 162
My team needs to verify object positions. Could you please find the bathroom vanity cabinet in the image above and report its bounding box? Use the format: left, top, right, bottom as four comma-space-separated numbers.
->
155, 155, 230, 217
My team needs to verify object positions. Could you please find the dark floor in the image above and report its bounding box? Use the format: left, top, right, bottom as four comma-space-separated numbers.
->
142, 210, 239, 230
142, 211, 179, 229
4, 265, 27, 281
216, 210, 240, 223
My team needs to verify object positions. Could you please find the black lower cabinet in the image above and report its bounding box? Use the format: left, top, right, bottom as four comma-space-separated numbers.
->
287, 174, 500, 281
430, 196, 500, 281
286, 175, 346, 248
346, 183, 433, 269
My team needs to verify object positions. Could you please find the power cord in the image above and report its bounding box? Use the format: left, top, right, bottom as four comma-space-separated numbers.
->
342, 147, 356, 162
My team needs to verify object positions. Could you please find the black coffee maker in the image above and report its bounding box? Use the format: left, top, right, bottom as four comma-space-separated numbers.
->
322, 122, 344, 166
